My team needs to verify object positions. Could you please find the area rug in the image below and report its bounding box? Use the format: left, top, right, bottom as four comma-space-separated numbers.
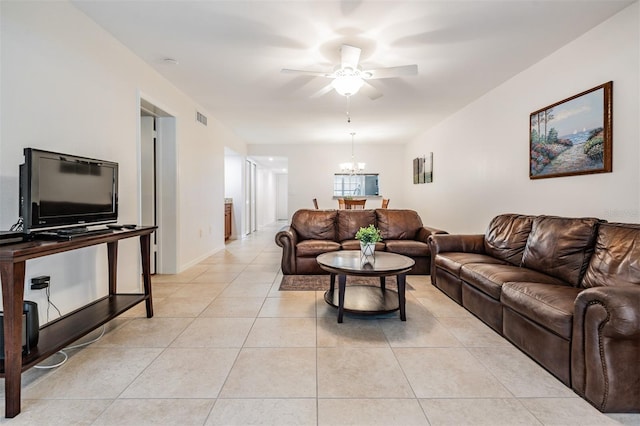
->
279, 275, 413, 291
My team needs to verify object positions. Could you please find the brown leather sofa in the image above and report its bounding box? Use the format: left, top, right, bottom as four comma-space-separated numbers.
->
276, 209, 446, 275
429, 213, 640, 413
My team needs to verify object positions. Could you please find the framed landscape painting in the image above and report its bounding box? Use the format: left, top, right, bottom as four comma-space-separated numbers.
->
530, 81, 612, 179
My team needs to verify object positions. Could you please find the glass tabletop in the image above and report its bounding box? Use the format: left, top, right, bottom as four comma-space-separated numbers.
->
316, 250, 414, 275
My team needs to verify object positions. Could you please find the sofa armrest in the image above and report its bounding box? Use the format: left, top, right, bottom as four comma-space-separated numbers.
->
571, 286, 640, 412
428, 234, 486, 255
416, 226, 448, 244
275, 225, 298, 275
574, 286, 640, 340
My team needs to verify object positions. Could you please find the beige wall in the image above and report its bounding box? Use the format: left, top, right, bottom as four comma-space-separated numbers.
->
0, 2, 245, 318
404, 3, 640, 233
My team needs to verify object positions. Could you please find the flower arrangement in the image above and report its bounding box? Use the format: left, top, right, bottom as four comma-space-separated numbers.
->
355, 224, 382, 244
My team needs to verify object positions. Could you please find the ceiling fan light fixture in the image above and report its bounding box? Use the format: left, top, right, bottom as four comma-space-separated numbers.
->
332, 75, 364, 96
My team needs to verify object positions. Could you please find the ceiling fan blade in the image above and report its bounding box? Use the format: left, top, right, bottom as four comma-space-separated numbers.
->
281, 68, 331, 78
363, 64, 418, 79
340, 44, 361, 70
310, 83, 335, 98
360, 81, 383, 100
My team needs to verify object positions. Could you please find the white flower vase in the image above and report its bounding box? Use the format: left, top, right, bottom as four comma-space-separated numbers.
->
360, 241, 376, 266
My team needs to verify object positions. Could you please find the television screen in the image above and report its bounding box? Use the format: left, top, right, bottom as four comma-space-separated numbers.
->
20, 148, 118, 233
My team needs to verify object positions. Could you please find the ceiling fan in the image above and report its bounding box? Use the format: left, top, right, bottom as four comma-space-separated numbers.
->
281, 44, 418, 100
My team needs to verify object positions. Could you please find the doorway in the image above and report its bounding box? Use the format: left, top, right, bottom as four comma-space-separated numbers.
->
139, 98, 178, 274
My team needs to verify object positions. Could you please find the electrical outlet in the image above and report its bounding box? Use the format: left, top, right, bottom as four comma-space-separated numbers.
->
31, 275, 50, 290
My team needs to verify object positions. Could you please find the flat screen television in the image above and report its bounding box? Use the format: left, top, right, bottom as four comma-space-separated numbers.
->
19, 148, 118, 234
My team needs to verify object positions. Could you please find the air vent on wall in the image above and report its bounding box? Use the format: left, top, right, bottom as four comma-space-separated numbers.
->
196, 111, 207, 126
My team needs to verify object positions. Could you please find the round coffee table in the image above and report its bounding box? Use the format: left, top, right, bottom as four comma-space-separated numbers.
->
316, 250, 415, 323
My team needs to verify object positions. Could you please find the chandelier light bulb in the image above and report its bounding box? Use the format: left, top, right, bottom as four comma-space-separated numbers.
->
339, 132, 365, 174
340, 162, 353, 171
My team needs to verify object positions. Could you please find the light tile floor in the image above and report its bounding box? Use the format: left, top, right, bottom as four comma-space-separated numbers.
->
2, 222, 639, 425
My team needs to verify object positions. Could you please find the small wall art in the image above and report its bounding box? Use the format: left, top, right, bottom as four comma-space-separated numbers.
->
530, 81, 612, 179
413, 153, 433, 184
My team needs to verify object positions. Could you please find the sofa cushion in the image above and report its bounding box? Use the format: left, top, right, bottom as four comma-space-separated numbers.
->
435, 252, 507, 277
501, 282, 582, 339
337, 209, 377, 242
291, 209, 337, 241
484, 214, 534, 266
582, 222, 640, 289
521, 216, 599, 287
385, 240, 429, 257
296, 240, 341, 257
376, 209, 423, 240
461, 263, 569, 300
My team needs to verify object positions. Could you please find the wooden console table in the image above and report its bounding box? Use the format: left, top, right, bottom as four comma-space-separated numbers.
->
0, 226, 156, 418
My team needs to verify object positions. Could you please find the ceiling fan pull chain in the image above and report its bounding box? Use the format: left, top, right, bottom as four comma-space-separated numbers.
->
346, 96, 351, 123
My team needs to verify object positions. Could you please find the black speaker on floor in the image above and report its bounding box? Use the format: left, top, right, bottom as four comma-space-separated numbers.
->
0, 301, 39, 359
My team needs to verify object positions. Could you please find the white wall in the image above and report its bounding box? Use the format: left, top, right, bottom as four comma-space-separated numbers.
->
248, 143, 406, 217
0, 2, 244, 320
405, 3, 639, 234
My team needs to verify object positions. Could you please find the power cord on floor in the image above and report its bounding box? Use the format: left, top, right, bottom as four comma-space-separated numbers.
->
34, 325, 106, 370
34, 280, 106, 369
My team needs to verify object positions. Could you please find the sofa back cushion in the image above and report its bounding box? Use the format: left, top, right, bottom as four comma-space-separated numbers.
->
291, 209, 336, 241
484, 214, 534, 266
337, 210, 377, 241
521, 215, 599, 286
376, 209, 423, 240
582, 222, 640, 288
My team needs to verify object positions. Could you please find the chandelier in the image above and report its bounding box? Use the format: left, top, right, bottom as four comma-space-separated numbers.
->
340, 132, 365, 174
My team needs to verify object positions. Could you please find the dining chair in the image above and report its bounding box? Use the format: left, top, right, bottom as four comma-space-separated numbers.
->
381, 198, 390, 208
338, 198, 345, 209
313, 198, 319, 209
344, 199, 366, 209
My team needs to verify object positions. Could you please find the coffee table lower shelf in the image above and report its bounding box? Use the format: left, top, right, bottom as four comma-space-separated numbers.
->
324, 286, 400, 315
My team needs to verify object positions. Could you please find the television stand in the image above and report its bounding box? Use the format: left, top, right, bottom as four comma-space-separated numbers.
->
0, 226, 156, 418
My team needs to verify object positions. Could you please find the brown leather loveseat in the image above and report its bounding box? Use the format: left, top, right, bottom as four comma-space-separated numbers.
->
429, 213, 640, 413
276, 209, 446, 275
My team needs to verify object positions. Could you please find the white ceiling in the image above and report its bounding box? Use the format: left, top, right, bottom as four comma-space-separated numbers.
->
73, 0, 633, 148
